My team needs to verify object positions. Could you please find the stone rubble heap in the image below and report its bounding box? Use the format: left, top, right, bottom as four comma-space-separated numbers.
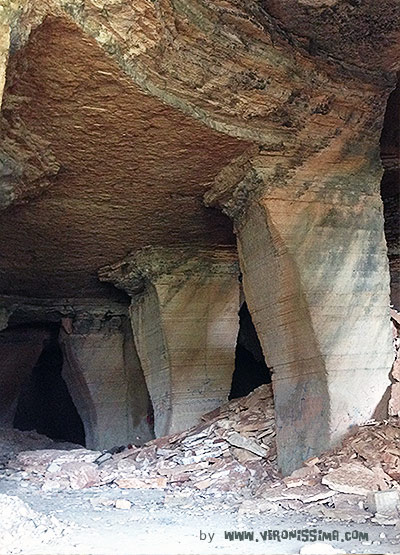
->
0, 426, 79, 469
5, 383, 400, 525
250, 418, 400, 525
9, 384, 279, 493
0, 493, 65, 551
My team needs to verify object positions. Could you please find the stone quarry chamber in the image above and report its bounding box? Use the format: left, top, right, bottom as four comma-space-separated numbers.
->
0, 0, 398, 481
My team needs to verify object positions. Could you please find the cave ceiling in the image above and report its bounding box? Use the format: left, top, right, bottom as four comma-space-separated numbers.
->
0, 15, 248, 298
0, 0, 399, 302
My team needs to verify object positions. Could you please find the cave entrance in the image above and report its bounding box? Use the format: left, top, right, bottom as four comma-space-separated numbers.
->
229, 302, 271, 400
13, 323, 86, 446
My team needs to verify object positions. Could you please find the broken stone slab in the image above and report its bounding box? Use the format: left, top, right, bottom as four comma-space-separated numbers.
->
224, 431, 267, 457
366, 490, 400, 517
157, 461, 210, 476
11, 449, 101, 474
193, 478, 217, 490
238, 499, 278, 515
321, 463, 391, 496
115, 476, 167, 489
371, 514, 399, 525
256, 483, 335, 504
42, 461, 101, 491
60, 462, 100, 490
283, 465, 320, 488
306, 503, 372, 524
231, 447, 261, 464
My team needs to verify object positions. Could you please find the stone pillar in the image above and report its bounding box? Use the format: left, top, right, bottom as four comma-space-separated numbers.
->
60, 311, 153, 450
100, 247, 240, 437
0, 326, 50, 426
206, 147, 393, 475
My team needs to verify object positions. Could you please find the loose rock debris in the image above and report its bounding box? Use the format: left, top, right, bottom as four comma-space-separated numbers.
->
0, 493, 64, 551
3, 383, 400, 526
8, 385, 278, 494
390, 306, 400, 416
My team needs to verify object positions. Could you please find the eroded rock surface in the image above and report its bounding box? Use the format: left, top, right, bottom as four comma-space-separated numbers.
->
0, 0, 398, 475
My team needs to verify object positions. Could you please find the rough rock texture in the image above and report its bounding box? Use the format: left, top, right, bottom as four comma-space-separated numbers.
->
9, 384, 278, 493
0, 15, 247, 297
381, 82, 400, 310
102, 247, 240, 436
0, 0, 398, 474
0, 426, 79, 469
60, 312, 154, 450
0, 493, 64, 552
0, 23, 9, 109
207, 141, 393, 473
389, 308, 400, 417
0, 325, 50, 426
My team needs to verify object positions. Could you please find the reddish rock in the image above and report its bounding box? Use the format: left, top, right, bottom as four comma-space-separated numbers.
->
389, 383, 400, 416
392, 358, 400, 382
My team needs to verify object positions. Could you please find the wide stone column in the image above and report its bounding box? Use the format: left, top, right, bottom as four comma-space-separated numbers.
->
100, 247, 240, 437
206, 147, 393, 475
60, 311, 153, 450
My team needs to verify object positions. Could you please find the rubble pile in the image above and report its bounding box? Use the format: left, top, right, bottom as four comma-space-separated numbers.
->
0, 493, 64, 551
9, 384, 278, 493
0, 426, 79, 469
251, 418, 400, 524
5, 383, 400, 525
316, 419, 400, 483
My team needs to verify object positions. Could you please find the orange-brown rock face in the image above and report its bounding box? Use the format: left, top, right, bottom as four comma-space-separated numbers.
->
0, 15, 248, 297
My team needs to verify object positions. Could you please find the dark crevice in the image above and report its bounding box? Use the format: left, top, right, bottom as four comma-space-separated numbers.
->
229, 302, 271, 400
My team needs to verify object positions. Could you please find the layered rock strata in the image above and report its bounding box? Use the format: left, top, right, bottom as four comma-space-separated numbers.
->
101, 246, 240, 436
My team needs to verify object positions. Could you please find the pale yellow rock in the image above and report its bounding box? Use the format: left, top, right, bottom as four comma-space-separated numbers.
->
0, 23, 9, 109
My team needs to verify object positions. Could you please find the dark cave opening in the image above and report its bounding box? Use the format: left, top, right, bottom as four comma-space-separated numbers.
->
229, 302, 272, 400
13, 323, 86, 446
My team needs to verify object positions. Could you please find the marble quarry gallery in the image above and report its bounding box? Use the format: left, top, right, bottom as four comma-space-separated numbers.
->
0, 0, 399, 488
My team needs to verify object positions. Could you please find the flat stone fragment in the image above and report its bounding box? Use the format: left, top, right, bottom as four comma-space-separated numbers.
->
366, 490, 400, 516
115, 476, 167, 489
114, 499, 131, 510
224, 431, 267, 457
322, 463, 390, 496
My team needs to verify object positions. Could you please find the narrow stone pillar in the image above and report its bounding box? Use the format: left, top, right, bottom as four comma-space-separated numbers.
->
206, 147, 393, 474
100, 247, 240, 437
0, 326, 50, 426
60, 311, 153, 450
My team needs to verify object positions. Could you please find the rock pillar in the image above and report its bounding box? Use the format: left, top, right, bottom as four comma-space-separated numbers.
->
206, 143, 393, 474
100, 247, 240, 437
60, 311, 153, 450
0, 326, 50, 426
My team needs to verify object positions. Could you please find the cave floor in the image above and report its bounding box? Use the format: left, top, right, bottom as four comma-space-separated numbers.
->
0, 473, 399, 555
